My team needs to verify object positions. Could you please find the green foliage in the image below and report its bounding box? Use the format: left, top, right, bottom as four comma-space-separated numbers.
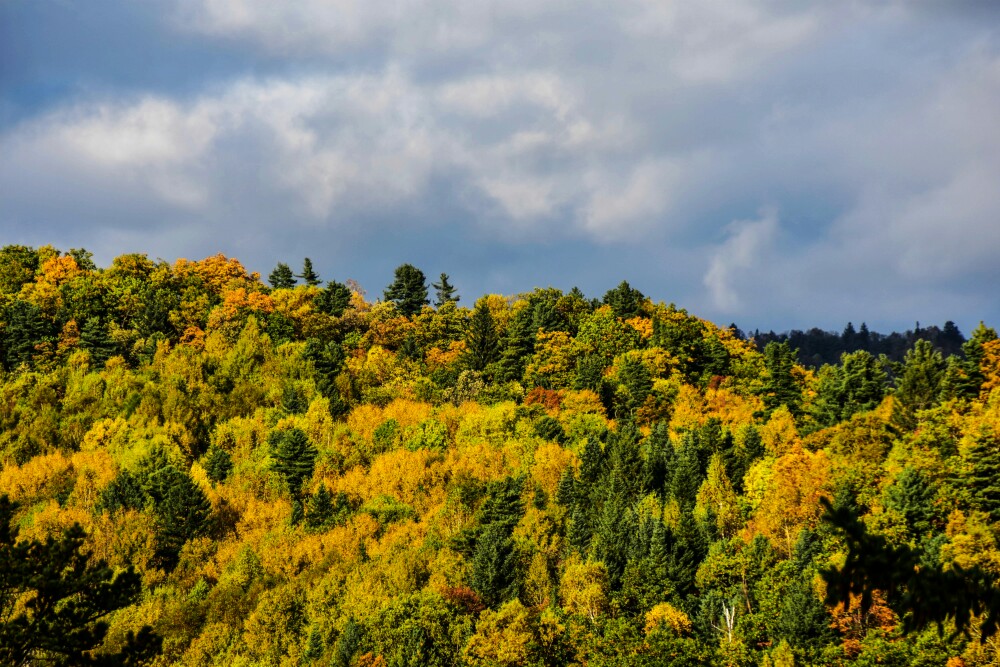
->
268, 262, 297, 289
760, 341, 802, 415
384, 263, 429, 316
432, 273, 459, 307
315, 281, 352, 317
602, 280, 645, 320
298, 257, 321, 286
2, 245, 997, 665
270, 427, 318, 494
203, 445, 233, 484
465, 300, 500, 373
0, 495, 161, 666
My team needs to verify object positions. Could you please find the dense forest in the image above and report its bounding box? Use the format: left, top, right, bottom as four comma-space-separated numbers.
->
2, 245, 1000, 666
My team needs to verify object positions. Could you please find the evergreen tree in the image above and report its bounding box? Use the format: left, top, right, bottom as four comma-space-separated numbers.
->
469, 523, 520, 608
670, 439, 703, 510
894, 339, 945, 420
268, 262, 297, 289
556, 468, 576, 507
567, 502, 592, 557
432, 273, 459, 306
315, 280, 352, 317
579, 436, 606, 488
760, 342, 802, 415
147, 465, 213, 567
593, 470, 635, 588
384, 264, 429, 316
464, 301, 500, 373
79, 317, 118, 367
644, 423, 675, 496
497, 306, 535, 383
532, 299, 565, 333
203, 445, 233, 485
884, 466, 938, 540
667, 510, 706, 598
776, 574, 835, 651
2, 299, 52, 370
618, 356, 652, 415
98, 470, 146, 515
0, 496, 161, 666
298, 257, 321, 286
573, 353, 604, 392
333, 618, 362, 667
602, 280, 645, 319
967, 435, 1000, 521
270, 428, 318, 494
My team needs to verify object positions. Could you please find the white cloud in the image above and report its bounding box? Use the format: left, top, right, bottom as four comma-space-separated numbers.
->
703, 209, 778, 312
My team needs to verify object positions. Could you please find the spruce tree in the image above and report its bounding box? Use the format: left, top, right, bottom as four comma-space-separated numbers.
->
432, 273, 459, 306
602, 280, 645, 319
465, 301, 500, 373
497, 306, 535, 382
3, 299, 51, 370
148, 466, 213, 567
315, 281, 352, 317
618, 356, 652, 415
384, 264, 429, 316
203, 445, 233, 485
271, 427, 318, 494
760, 341, 802, 415
79, 317, 118, 367
268, 262, 297, 289
967, 435, 1000, 521
298, 257, 321, 286
306, 484, 335, 531
0, 496, 161, 665
470, 522, 520, 608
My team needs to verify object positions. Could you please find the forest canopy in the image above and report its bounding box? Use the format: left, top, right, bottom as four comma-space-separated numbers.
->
2, 245, 1000, 666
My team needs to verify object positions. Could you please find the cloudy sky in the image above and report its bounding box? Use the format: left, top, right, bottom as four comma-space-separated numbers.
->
2, 1, 999, 333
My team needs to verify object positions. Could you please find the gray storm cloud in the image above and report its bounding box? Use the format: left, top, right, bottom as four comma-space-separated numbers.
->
1, 0, 998, 331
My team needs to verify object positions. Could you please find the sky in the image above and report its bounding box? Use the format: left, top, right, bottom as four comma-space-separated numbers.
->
1, 0, 999, 334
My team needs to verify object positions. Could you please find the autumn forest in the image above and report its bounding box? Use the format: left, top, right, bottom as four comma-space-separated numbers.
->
3, 245, 1000, 667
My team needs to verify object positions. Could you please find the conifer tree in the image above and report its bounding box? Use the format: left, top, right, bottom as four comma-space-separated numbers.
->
618, 356, 652, 415
2, 299, 51, 370
760, 342, 802, 415
470, 523, 520, 608
556, 468, 576, 507
0, 496, 161, 665
465, 300, 500, 373
644, 423, 675, 496
967, 435, 1000, 521
79, 317, 118, 367
268, 262, 297, 289
147, 465, 213, 567
298, 257, 321, 286
602, 280, 645, 319
497, 307, 535, 382
271, 427, 318, 494
203, 445, 233, 485
384, 263, 429, 316
884, 466, 938, 540
432, 273, 459, 306
315, 280, 352, 317
307, 484, 335, 530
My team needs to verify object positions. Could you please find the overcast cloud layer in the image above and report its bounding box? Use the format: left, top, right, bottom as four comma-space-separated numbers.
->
1, 0, 999, 332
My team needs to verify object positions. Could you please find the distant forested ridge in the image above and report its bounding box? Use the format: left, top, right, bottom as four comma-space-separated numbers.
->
2, 244, 1000, 666
746, 321, 967, 367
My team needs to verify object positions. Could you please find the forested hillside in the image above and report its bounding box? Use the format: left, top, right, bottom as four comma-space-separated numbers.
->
3, 245, 1000, 666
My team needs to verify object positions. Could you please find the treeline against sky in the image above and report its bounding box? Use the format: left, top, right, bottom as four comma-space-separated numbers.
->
2, 245, 1000, 666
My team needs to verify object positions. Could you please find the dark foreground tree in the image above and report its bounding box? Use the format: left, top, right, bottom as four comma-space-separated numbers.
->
0, 495, 161, 666
298, 258, 321, 286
